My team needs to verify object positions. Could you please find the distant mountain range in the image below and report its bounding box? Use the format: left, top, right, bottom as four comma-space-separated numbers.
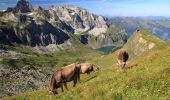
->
108, 17, 170, 41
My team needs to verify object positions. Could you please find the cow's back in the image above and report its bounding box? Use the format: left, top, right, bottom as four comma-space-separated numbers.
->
80, 63, 92, 73
61, 63, 77, 81
122, 51, 128, 62
117, 50, 129, 62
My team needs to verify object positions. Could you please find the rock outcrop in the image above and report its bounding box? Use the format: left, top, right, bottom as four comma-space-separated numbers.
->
124, 29, 164, 58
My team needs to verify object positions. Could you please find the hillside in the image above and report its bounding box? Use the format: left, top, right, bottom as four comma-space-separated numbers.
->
0, 40, 101, 97
2, 28, 170, 99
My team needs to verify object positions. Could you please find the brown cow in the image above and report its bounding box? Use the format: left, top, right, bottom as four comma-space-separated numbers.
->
48, 63, 81, 94
116, 50, 129, 69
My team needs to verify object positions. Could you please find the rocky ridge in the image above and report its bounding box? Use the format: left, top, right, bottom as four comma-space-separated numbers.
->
124, 29, 164, 58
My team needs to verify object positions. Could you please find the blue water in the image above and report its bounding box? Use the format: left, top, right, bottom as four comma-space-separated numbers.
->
96, 45, 115, 53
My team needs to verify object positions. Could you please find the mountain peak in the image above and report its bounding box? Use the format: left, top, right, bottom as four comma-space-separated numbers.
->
16, 0, 33, 13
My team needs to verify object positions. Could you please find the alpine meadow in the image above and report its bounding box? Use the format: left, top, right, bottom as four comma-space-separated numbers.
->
0, 0, 170, 100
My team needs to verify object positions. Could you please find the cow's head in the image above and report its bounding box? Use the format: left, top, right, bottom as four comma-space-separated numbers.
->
92, 64, 100, 71
48, 84, 53, 94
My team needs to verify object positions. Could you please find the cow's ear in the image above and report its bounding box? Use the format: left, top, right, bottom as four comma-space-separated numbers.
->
92, 64, 96, 67
76, 62, 80, 64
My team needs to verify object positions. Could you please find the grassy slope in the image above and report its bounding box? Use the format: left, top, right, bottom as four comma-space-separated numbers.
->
124, 29, 165, 59
0, 41, 101, 97
2, 33, 170, 100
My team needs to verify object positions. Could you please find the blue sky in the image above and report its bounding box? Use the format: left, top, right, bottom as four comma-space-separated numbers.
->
0, 0, 170, 16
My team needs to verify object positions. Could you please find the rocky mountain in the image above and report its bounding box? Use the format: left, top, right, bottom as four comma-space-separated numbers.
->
108, 17, 170, 41
49, 5, 108, 36
15, 0, 33, 13
0, 0, 127, 49
0, 2, 71, 46
79, 26, 127, 49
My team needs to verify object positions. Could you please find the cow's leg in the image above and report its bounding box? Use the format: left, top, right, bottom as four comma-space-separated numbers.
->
73, 80, 77, 87
60, 83, 64, 92
54, 90, 58, 94
122, 62, 126, 69
49, 84, 58, 95
119, 62, 122, 69
73, 76, 78, 87
117, 60, 121, 69
64, 83, 68, 90
87, 71, 90, 74
77, 72, 81, 83
52, 88, 58, 94
87, 69, 91, 74
118, 61, 123, 69
54, 84, 60, 94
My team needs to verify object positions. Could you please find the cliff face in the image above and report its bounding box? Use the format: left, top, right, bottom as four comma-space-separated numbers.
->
0, 16, 70, 46
49, 5, 108, 36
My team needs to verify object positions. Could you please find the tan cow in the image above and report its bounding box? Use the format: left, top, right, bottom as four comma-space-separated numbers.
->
48, 63, 81, 94
116, 50, 129, 69
77, 62, 100, 82
80, 63, 100, 74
